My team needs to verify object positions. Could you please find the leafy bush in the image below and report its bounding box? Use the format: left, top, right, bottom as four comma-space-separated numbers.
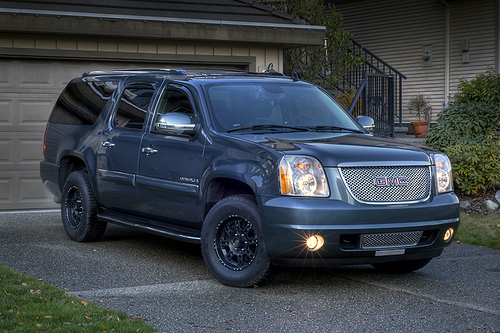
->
454, 67, 500, 105
426, 69, 500, 195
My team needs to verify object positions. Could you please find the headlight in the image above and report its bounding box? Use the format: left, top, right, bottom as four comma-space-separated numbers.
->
280, 155, 329, 197
434, 154, 453, 193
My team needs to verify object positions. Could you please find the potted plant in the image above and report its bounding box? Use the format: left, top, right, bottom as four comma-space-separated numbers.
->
408, 94, 431, 138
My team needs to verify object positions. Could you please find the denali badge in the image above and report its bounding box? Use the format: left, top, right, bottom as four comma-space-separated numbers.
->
374, 176, 409, 187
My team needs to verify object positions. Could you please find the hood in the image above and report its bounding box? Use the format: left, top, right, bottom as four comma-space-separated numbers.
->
237, 132, 436, 167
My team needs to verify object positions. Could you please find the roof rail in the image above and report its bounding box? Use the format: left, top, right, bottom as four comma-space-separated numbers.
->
82, 68, 188, 77
82, 67, 287, 78
184, 67, 286, 77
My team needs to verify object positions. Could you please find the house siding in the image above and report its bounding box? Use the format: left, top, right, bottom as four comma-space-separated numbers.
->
449, 0, 498, 94
0, 35, 283, 72
334, 0, 499, 122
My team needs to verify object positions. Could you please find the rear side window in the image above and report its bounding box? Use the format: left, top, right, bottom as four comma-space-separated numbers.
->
49, 80, 118, 125
113, 82, 156, 130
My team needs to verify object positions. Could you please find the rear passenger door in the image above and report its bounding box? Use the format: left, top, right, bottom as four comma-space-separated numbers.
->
96, 80, 158, 212
135, 85, 206, 226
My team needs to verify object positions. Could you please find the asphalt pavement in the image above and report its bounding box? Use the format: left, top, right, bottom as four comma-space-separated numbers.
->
1, 210, 499, 332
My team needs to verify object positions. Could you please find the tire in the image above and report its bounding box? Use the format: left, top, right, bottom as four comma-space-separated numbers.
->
61, 170, 106, 242
201, 195, 271, 287
371, 258, 432, 273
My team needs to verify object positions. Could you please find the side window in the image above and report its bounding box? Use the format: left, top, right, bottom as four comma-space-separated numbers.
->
114, 82, 156, 130
49, 80, 118, 125
153, 89, 195, 131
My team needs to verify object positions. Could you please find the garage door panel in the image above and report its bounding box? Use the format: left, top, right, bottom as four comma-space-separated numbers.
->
0, 134, 43, 168
0, 172, 57, 210
18, 98, 55, 126
0, 95, 56, 130
0, 138, 10, 165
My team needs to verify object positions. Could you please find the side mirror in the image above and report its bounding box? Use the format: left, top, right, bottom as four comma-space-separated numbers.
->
356, 116, 375, 133
156, 113, 199, 135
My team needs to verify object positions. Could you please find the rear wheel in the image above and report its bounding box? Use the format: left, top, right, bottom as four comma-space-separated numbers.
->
61, 171, 106, 242
371, 258, 432, 273
201, 195, 271, 287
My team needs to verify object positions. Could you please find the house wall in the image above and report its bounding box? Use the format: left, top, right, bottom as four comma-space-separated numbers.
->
0, 35, 284, 72
448, 0, 498, 94
334, 0, 499, 123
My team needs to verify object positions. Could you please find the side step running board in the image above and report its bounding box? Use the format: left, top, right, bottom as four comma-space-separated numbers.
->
98, 210, 201, 244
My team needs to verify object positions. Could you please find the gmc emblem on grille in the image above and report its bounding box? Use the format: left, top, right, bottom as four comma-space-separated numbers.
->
373, 176, 409, 187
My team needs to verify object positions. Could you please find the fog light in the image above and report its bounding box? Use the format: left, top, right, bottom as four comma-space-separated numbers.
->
443, 228, 455, 242
306, 235, 324, 251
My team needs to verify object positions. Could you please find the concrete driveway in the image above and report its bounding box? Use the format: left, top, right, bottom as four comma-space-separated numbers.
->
1, 210, 499, 332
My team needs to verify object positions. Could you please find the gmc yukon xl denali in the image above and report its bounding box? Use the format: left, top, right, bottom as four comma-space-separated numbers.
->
40, 69, 460, 287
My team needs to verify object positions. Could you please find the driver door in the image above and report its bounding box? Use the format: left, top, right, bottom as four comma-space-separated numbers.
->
135, 85, 206, 226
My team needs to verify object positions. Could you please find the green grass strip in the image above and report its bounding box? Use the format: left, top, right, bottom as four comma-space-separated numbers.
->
0, 264, 158, 332
456, 213, 500, 249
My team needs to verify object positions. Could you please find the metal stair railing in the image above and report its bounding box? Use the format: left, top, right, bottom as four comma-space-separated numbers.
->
340, 39, 407, 136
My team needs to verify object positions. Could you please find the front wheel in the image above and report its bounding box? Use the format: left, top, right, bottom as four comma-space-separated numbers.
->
201, 195, 271, 287
61, 171, 106, 242
371, 258, 432, 273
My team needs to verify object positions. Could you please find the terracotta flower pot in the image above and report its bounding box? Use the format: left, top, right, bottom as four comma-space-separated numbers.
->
411, 120, 429, 138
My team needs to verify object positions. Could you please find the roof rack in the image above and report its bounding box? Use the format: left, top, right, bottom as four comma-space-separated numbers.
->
81, 67, 287, 78
184, 67, 286, 77
82, 68, 188, 77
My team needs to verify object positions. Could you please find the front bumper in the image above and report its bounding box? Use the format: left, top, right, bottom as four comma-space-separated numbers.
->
259, 192, 460, 267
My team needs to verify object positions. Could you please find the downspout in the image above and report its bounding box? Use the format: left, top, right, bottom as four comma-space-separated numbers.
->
441, 0, 451, 105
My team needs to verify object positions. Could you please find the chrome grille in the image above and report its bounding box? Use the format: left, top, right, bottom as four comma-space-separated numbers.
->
339, 166, 431, 204
361, 231, 423, 249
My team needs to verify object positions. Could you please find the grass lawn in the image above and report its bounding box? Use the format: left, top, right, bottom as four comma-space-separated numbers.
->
0, 264, 158, 332
456, 213, 500, 249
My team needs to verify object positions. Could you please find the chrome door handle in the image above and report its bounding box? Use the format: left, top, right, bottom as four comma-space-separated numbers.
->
101, 141, 115, 148
141, 147, 158, 155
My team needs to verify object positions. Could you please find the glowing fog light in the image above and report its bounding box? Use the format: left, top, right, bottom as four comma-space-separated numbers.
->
306, 235, 324, 251
443, 228, 455, 242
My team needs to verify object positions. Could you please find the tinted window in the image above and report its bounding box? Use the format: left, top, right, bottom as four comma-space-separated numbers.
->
205, 82, 360, 132
153, 89, 195, 131
49, 80, 118, 125
114, 82, 156, 130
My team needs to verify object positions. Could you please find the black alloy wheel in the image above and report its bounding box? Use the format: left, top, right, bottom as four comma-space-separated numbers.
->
214, 214, 258, 271
201, 195, 271, 287
61, 171, 106, 242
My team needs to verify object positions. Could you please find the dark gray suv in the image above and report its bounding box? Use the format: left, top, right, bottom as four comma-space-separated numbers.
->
40, 69, 460, 287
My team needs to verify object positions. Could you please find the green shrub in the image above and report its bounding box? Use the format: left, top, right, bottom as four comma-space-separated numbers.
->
444, 138, 500, 195
426, 72, 500, 195
454, 67, 500, 105
426, 101, 500, 149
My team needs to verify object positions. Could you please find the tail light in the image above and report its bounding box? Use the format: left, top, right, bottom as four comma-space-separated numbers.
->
42, 124, 48, 160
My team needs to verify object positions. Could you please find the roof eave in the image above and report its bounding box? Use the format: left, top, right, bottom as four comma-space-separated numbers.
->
0, 10, 325, 48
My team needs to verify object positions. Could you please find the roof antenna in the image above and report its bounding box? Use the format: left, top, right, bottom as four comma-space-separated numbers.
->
292, 72, 300, 81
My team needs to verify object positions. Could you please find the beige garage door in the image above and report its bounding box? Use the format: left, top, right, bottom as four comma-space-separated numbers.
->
0, 58, 202, 211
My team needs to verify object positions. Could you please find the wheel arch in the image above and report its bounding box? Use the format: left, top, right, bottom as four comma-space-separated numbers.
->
59, 155, 87, 189
58, 152, 101, 204
204, 177, 256, 218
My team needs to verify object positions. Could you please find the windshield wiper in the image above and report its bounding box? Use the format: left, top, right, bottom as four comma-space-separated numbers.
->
227, 124, 311, 133
306, 126, 364, 133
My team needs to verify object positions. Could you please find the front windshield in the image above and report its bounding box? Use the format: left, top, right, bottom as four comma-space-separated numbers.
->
204, 81, 363, 133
